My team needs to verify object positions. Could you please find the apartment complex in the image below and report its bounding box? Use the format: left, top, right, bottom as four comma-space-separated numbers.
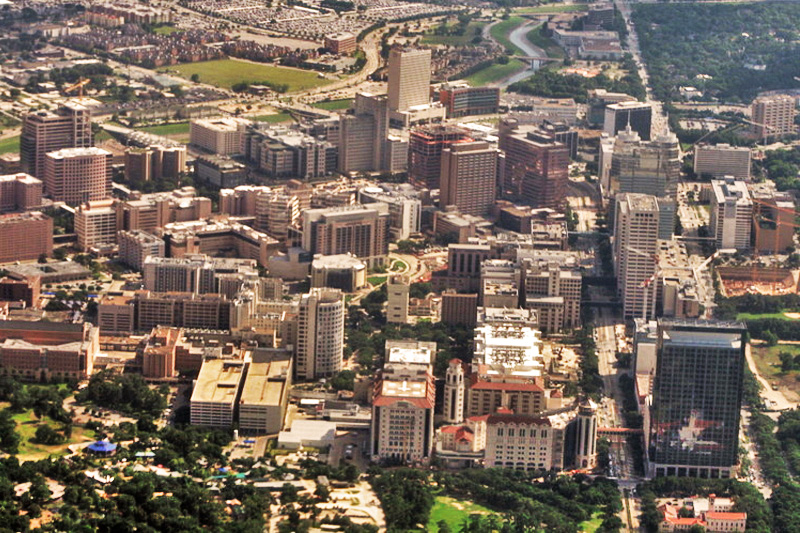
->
371, 340, 436, 463
20, 103, 92, 178
710, 178, 752, 251
693, 144, 751, 180
43, 147, 111, 205
408, 124, 471, 189
0, 320, 98, 380
295, 288, 345, 380
300, 204, 391, 267
439, 141, 499, 216
648, 319, 747, 479
0, 173, 43, 213
751, 94, 797, 141
614, 193, 660, 321
0, 211, 53, 263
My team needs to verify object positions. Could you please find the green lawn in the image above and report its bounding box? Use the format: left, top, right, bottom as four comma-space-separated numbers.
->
95, 130, 113, 142
12, 409, 94, 460
428, 496, 493, 532
464, 58, 526, 86
152, 25, 181, 35
161, 59, 333, 92
367, 276, 387, 287
526, 24, 566, 60
490, 16, 528, 55
422, 21, 487, 47
515, 4, 588, 14
311, 98, 353, 111
390, 260, 407, 272
750, 343, 800, 395
737, 312, 800, 321
138, 122, 190, 137
0, 135, 20, 155
253, 112, 293, 123
579, 511, 604, 532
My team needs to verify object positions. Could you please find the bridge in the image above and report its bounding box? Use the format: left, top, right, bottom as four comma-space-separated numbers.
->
598, 427, 643, 436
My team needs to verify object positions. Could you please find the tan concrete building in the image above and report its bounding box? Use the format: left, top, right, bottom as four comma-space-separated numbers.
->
300, 204, 391, 267
43, 147, 111, 205
386, 275, 410, 324
295, 288, 345, 380
239, 359, 292, 434
75, 200, 118, 252
440, 141, 498, 216
710, 178, 752, 251
190, 117, 249, 155
159, 219, 280, 267
0, 173, 43, 213
693, 144, 751, 180
751, 94, 797, 141
614, 193, 660, 320
521, 252, 582, 333
0, 211, 53, 263
20, 103, 92, 179
124, 145, 187, 183
324, 32, 356, 55
484, 410, 568, 471
118, 230, 165, 271
191, 359, 245, 428
387, 48, 432, 113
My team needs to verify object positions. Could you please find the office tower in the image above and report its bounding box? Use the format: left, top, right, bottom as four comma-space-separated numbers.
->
0, 211, 53, 263
358, 184, 422, 240
438, 84, 500, 118
255, 190, 300, 242
693, 144, 752, 180
603, 101, 653, 140
751, 94, 797, 141
521, 253, 582, 333
118, 230, 165, 271
0, 173, 43, 213
371, 340, 436, 463
387, 48, 432, 112
386, 275, 409, 324
190, 117, 248, 155
300, 204, 391, 267
20, 103, 92, 179
339, 92, 389, 173
295, 288, 344, 380
649, 319, 747, 479
614, 193, 660, 321
498, 118, 569, 208
443, 358, 466, 424
408, 124, 472, 189
610, 127, 680, 239
575, 400, 598, 470
43, 147, 111, 205
75, 200, 118, 252
440, 291, 478, 327
710, 177, 752, 250
440, 141, 499, 216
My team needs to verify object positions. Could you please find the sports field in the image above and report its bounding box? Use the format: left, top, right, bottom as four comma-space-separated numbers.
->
312, 99, 353, 111
162, 59, 333, 92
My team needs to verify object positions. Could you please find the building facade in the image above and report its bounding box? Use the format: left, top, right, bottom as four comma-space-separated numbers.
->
614, 193, 660, 321
43, 147, 111, 205
20, 103, 92, 179
0, 211, 53, 263
439, 141, 499, 217
295, 288, 345, 380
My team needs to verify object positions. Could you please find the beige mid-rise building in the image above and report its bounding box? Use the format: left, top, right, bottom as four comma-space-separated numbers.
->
0, 211, 53, 263
0, 173, 43, 213
239, 359, 292, 435
386, 275, 410, 324
387, 48, 432, 113
710, 177, 752, 251
439, 141, 498, 217
295, 288, 345, 380
614, 193, 660, 320
118, 230, 165, 271
190, 359, 245, 428
751, 94, 797, 141
75, 200, 118, 251
43, 147, 111, 205
693, 144, 751, 180
190, 117, 249, 155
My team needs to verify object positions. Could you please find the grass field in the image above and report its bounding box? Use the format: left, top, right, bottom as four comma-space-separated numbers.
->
490, 16, 528, 55
422, 21, 487, 47
162, 59, 332, 92
152, 25, 182, 35
138, 122, 191, 137
367, 276, 387, 286
751, 343, 800, 397
515, 4, 588, 14
254, 112, 293, 123
465, 58, 526, 86
312, 98, 353, 111
579, 511, 604, 532
428, 496, 493, 532
737, 312, 800, 321
526, 24, 566, 59
12, 410, 94, 460
0, 135, 20, 155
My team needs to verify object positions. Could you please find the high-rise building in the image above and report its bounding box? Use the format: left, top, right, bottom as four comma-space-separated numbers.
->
371, 340, 436, 463
75, 200, 118, 252
300, 204, 391, 267
440, 141, 499, 216
649, 319, 747, 479
20, 103, 92, 179
575, 400, 599, 470
603, 101, 653, 140
751, 94, 797, 141
142, 255, 258, 295
358, 184, 422, 241
521, 252, 582, 333
118, 230, 165, 271
408, 124, 472, 189
295, 288, 345, 380
0, 173, 43, 213
0, 211, 53, 263
710, 177, 752, 251
386, 275, 410, 324
339, 92, 389, 173
438, 84, 500, 118
614, 193, 660, 321
693, 144, 751, 180
43, 147, 111, 205
498, 119, 569, 208
387, 48, 432, 113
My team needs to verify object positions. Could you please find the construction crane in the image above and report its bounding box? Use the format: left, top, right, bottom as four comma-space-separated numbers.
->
625, 245, 660, 322
64, 78, 90, 98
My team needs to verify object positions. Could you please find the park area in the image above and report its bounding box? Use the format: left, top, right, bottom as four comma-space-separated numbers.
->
427, 496, 493, 532
750, 342, 800, 402
161, 59, 333, 92
10, 408, 94, 461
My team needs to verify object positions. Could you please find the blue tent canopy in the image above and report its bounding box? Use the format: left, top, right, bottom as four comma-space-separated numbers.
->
88, 441, 117, 453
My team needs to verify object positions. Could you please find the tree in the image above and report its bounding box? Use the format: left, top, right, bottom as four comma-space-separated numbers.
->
190, 73, 200, 82
37, 253, 47, 264
764, 329, 779, 346
780, 351, 796, 373
437, 520, 452, 533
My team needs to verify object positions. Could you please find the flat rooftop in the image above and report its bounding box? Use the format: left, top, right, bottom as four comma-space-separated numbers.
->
240, 360, 291, 407
191, 359, 245, 405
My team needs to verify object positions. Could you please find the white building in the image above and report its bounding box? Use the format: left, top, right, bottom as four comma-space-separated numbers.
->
614, 193, 660, 321
74, 200, 117, 252
190, 117, 249, 155
710, 177, 752, 251
295, 288, 345, 380
694, 144, 751, 180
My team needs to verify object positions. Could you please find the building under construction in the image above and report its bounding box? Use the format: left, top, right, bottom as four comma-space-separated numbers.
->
717, 266, 798, 297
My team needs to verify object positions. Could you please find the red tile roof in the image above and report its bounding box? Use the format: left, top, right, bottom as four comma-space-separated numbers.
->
706, 512, 747, 521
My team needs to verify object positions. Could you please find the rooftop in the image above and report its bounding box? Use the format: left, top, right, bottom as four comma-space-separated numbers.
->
190, 360, 245, 405
46, 147, 111, 159
240, 360, 291, 407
